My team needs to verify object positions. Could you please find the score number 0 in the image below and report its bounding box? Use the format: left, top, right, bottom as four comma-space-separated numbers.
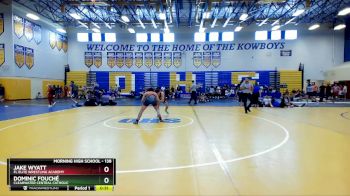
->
103, 166, 110, 184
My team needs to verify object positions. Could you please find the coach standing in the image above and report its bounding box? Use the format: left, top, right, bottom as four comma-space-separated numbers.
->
188, 80, 198, 105
240, 78, 253, 113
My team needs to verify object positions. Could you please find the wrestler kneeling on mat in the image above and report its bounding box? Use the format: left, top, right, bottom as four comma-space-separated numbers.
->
134, 88, 163, 124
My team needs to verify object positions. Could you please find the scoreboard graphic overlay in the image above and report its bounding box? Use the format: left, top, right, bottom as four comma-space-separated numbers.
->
7, 158, 116, 191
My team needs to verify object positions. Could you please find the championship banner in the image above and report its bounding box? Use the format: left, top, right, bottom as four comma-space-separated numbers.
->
24, 20, 34, 42
0, 13, 4, 36
49, 31, 56, 49
173, 52, 182, 67
62, 36, 68, 53
154, 52, 162, 68
193, 52, 202, 67
0, 44, 4, 66
163, 52, 172, 68
13, 15, 24, 39
144, 52, 153, 68
115, 52, 124, 68
107, 52, 115, 68
211, 51, 221, 67
203, 52, 211, 67
56, 34, 63, 51
134, 52, 143, 68
14, 44, 25, 68
93, 52, 102, 68
84, 52, 93, 68
25, 47, 34, 69
33, 24, 42, 44
125, 52, 133, 68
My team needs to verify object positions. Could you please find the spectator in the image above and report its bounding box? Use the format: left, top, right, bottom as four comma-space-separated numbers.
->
343, 84, 348, 100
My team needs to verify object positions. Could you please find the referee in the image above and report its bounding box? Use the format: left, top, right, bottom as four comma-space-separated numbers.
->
240, 78, 253, 113
188, 80, 198, 105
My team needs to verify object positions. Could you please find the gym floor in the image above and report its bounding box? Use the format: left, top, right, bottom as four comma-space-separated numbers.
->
0, 101, 350, 195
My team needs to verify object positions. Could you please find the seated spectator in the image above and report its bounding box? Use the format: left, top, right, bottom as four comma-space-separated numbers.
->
199, 93, 209, 103
36, 92, 42, 99
263, 96, 274, 107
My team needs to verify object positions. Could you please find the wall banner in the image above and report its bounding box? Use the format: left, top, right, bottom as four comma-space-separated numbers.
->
62, 36, 68, 53
0, 13, 4, 36
203, 52, 211, 67
24, 20, 34, 42
125, 52, 133, 68
116, 52, 124, 68
173, 52, 182, 68
154, 52, 162, 68
144, 52, 153, 68
134, 52, 143, 68
84, 52, 93, 68
13, 15, 24, 39
193, 52, 202, 67
107, 52, 115, 68
49, 31, 56, 49
25, 47, 34, 69
163, 52, 172, 68
14, 44, 25, 68
33, 24, 42, 44
0, 44, 4, 66
211, 51, 221, 67
93, 52, 102, 68
56, 34, 63, 51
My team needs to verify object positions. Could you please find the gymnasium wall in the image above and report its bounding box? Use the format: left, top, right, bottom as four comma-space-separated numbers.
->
67, 25, 344, 82
0, 2, 67, 99
66, 70, 301, 94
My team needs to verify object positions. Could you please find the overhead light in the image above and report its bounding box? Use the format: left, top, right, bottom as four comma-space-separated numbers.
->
77, 21, 88, 28
308, 24, 320, 30
56, 28, 66, 33
292, 9, 305, 17
223, 17, 231, 27
199, 28, 206, 33
159, 12, 166, 20
128, 28, 135, 33
235, 26, 243, 32
121, 15, 130, 23
151, 33, 160, 42
105, 33, 116, 42
285, 17, 296, 25
70, 13, 81, 20
203, 11, 210, 19
151, 19, 157, 29
137, 18, 145, 29
338, 7, 350, 16
163, 33, 174, 42
26, 13, 40, 20
271, 19, 279, 26
334, 24, 346, 30
92, 33, 101, 42
272, 25, 281, 31
92, 28, 100, 33
211, 18, 217, 28
164, 28, 170, 33
271, 30, 281, 40
258, 18, 269, 26
209, 32, 219, 42
105, 23, 112, 29
239, 13, 248, 21
222, 32, 234, 41
92, 22, 100, 29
